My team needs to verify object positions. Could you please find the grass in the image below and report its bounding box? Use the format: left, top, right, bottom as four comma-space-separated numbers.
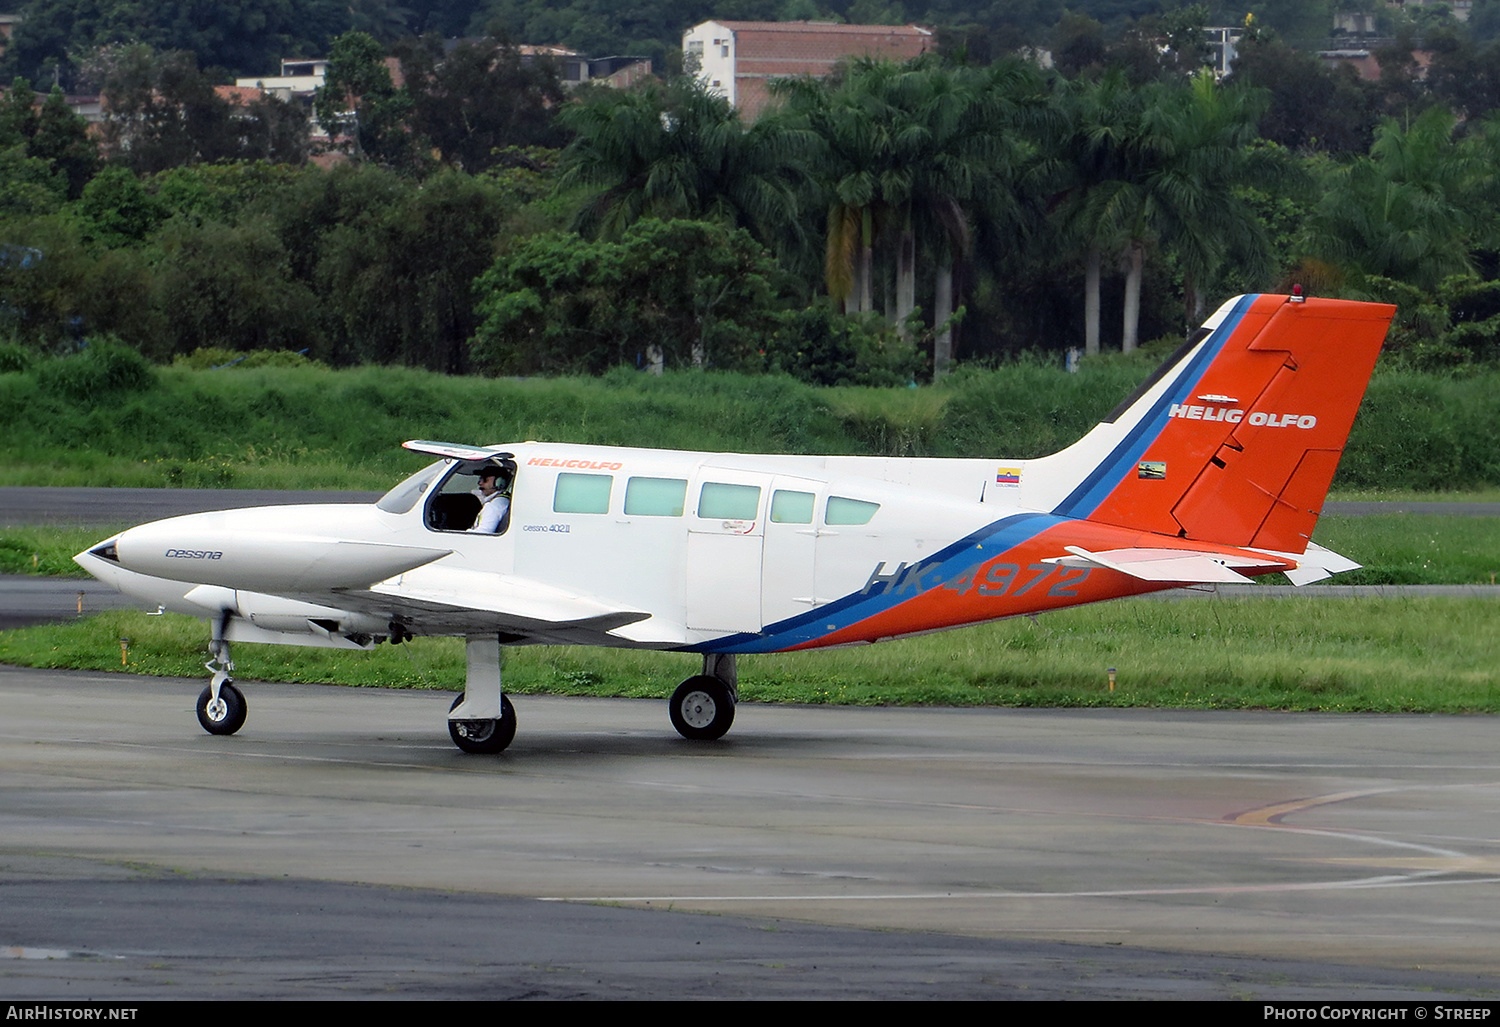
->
3, 355, 1499, 492
1312, 515, 1500, 585
2, 597, 1495, 713
1328, 488, 1500, 503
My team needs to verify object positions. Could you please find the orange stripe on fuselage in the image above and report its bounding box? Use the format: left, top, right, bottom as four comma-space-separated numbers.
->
785, 520, 1293, 651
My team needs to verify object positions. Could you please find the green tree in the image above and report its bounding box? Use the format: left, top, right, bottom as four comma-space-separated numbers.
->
94, 46, 242, 173
0, 214, 160, 350
778, 56, 1050, 371
1425, 38, 1500, 122
154, 217, 323, 358
1050, 70, 1275, 351
30, 87, 99, 197
0, 76, 38, 148
773, 62, 898, 317
0, 77, 96, 199
1227, 31, 1376, 155
350, 0, 420, 43
471, 218, 780, 374
0, 146, 67, 216
395, 34, 567, 171
2, 0, 350, 86
314, 31, 421, 170
1051, 12, 1108, 80
316, 168, 508, 370
76, 165, 166, 247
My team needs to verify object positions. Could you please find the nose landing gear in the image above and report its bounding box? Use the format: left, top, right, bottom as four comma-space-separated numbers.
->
198, 614, 247, 735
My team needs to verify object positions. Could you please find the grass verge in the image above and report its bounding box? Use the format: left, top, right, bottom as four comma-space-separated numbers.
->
3, 597, 1495, 713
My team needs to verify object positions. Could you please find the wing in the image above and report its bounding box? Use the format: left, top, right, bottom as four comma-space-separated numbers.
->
329, 564, 660, 645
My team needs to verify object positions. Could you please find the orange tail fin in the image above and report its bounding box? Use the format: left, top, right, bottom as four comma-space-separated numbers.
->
1052, 294, 1395, 553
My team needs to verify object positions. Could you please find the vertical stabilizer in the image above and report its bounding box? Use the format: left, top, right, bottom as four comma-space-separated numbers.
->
1047, 294, 1394, 553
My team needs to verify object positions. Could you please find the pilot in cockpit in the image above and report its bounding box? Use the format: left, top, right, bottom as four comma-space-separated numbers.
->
469, 463, 513, 533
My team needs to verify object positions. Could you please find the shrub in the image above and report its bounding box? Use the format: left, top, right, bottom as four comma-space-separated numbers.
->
0, 342, 34, 374
34, 339, 156, 399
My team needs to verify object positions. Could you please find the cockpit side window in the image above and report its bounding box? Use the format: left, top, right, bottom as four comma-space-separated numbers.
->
424, 462, 515, 534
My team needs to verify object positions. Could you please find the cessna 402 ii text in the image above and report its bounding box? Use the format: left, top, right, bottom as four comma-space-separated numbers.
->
76, 293, 1395, 753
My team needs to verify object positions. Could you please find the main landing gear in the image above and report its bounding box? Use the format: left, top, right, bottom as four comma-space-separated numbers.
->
197, 611, 247, 736
447, 635, 517, 754
669, 653, 737, 741
443, 646, 740, 754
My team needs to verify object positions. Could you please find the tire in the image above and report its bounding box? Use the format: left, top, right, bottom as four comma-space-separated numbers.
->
196, 682, 247, 736
447, 693, 517, 754
669, 676, 735, 741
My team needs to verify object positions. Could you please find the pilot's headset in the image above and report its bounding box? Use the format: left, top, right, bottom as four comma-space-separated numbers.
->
484, 454, 517, 492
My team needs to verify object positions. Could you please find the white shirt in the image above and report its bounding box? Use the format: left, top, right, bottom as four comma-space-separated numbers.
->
470, 489, 510, 533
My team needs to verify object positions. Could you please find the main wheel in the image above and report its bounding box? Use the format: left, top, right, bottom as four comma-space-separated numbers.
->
196, 682, 247, 736
669, 676, 735, 741
447, 693, 517, 754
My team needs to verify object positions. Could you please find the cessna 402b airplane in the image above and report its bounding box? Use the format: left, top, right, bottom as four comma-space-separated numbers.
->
76, 292, 1395, 754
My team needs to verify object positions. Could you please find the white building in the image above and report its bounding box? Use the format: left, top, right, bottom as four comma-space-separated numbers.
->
235, 58, 329, 102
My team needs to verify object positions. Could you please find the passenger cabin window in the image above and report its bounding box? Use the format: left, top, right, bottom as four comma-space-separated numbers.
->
625, 477, 687, 516
770, 490, 814, 524
698, 482, 760, 520
554, 472, 613, 514
826, 496, 880, 525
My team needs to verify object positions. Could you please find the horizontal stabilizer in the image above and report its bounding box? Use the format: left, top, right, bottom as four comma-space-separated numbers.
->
1254, 541, 1362, 586
1047, 546, 1284, 584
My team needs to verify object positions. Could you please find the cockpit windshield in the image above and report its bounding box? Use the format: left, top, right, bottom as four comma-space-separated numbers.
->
376, 461, 448, 514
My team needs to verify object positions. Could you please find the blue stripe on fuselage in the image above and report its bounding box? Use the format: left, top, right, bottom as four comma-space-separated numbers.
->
697, 512, 1063, 654
1051, 294, 1257, 520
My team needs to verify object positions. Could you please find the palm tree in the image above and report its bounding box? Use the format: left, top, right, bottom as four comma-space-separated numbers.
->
904, 59, 1050, 373
1048, 71, 1142, 353
774, 61, 905, 316
781, 57, 1048, 372
1050, 70, 1274, 352
557, 79, 813, 254
1306, 105, 1494, 294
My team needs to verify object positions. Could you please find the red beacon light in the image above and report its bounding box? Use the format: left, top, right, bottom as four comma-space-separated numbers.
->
1290, 284, 1306, 303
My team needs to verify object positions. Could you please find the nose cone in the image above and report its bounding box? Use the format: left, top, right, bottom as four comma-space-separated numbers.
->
75, 535, 126, 585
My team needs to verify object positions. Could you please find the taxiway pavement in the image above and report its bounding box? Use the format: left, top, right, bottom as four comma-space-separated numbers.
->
3, 666, 1499, 999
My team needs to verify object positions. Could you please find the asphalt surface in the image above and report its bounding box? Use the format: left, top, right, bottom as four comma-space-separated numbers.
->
3, 668, 1500, 1000
0, 486, 381, 527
